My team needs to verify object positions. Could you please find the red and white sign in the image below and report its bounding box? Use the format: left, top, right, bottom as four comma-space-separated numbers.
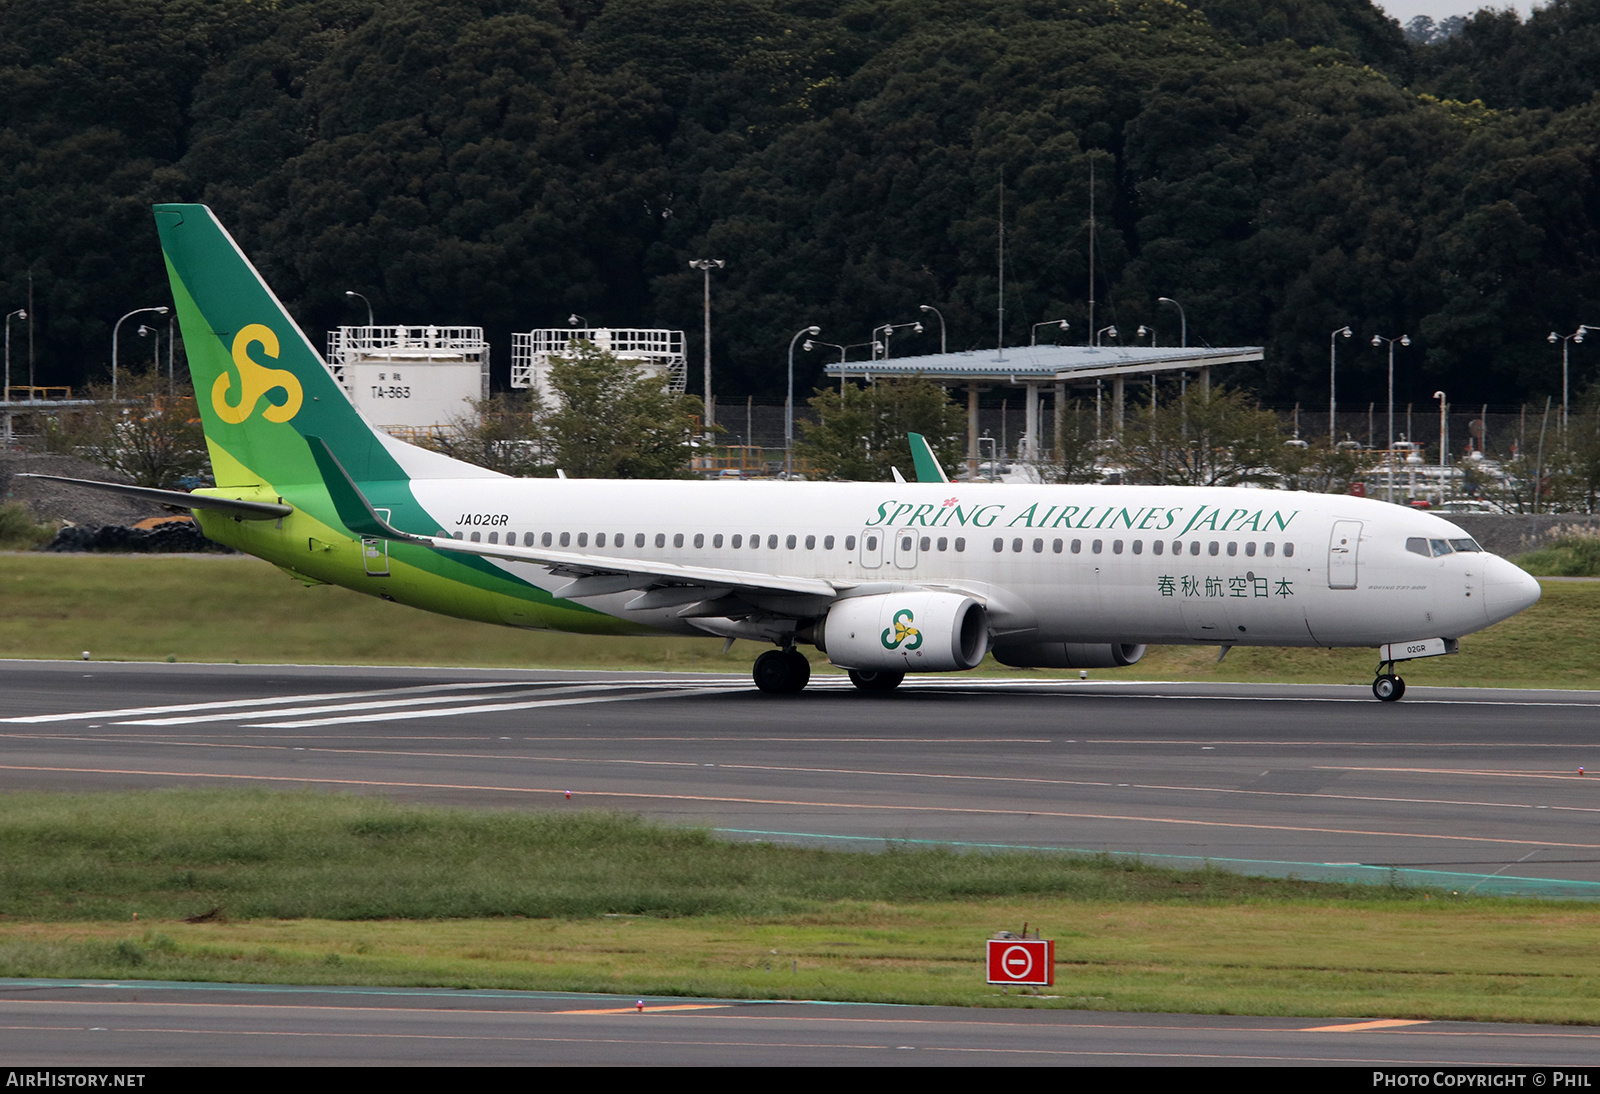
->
986, 938, 1054, 986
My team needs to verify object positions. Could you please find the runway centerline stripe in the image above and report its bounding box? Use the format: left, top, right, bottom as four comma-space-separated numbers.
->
0, 763, 1593, 850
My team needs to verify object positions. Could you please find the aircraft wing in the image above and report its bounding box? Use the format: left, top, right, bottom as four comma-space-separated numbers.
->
304, 437, 838, 602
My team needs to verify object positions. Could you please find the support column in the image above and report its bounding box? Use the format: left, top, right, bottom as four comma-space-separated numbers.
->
1053, 382, 1066, 461
1199, 365, 1211, 399
1112, 374, 1126, 434
1023, 382, 1040, 461
967, 384, 981, 479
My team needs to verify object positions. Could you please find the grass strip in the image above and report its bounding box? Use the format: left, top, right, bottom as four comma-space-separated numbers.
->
1, 790, 1599, 1022
0, 552, 1596, 688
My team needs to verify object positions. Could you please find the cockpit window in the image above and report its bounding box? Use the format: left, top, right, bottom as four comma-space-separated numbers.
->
1406, 537, 1429, 557
1429, 538, 1454, 557
1449, 538, 1482, 552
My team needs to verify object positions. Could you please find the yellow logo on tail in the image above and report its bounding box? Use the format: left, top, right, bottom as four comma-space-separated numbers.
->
213, 324, 303, 424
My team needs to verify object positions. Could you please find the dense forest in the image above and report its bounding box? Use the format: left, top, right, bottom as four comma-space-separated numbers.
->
2, 0, 1598, 413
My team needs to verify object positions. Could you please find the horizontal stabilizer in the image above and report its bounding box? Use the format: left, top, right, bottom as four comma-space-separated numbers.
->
15, 474, 292, 520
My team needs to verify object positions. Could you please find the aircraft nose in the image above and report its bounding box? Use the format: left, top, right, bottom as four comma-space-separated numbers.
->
1482, 554, 1542, 625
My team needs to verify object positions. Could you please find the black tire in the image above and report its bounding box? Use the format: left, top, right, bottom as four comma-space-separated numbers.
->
848, 668, 905, 692
753, 649, 810, 694
1373, 674, 1403, 702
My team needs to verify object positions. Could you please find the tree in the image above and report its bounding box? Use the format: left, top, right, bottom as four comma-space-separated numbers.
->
1043, 397, 1106, 484
797, 377, 966, 482
1113, 386, 1288, 487
47, 370, 207, 489
424, 390, 548, 478
540, 341, 702, 479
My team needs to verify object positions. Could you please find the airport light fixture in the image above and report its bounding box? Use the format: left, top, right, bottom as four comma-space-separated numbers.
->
1031, 319, 1070, 346
787, 325, 821, 478
918, 305, 947, 354
872, 321, 924, 360
1095, 324, 1118, 347
689, 258, 725, 428
1329, 325, 1352, 445
4, 308, 24, 405
111, 306, 169, 402
1157, 297, 1186, 348
1136, 324, 1156, 347
1548, 327, 1584, 432
1372, 332, 1410, 503
344, 290, 374, 328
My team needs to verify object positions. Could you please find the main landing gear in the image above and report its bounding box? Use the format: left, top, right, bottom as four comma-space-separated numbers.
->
1372, 660, 1406, 703
847, 668, 904, 692
753, 648, 812, 694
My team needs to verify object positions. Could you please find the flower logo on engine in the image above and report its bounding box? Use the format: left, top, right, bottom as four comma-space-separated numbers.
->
881, 608, 924, 651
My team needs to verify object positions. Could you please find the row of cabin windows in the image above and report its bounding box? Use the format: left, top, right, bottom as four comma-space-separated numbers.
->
452, 530, 972, 552
991, 537, 1296, 559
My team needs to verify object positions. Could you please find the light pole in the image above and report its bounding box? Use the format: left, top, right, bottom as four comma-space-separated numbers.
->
1158, 297, 1186, 347
1372, 332, 1410, 503
785, 326, 821, 478
1329, 325, 1352, 444
4, 308, 25, 405
344, 290, 374, 328
1136, 324, 1156, 347
873, 321, 923, 360
138, 324, 160, 377
918, 305, 947, 354
112, 306, 169, 401
1435, 390, 1448, 506
1548, 328, 1584, 432
1095, 324, 1118, 347
1031, 319, 1069, 346
689, 258, 725, 427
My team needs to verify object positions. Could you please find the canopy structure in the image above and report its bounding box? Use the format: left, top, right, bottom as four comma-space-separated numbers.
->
822, 344, 1264, 468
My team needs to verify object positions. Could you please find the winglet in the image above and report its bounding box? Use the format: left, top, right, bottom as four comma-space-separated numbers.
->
907, 433, 951, 484
304, 435, 421, 541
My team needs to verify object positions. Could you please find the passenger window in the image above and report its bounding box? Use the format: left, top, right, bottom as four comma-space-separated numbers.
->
1092, 539, 1103, 554
1226, 542, 1237, 556
1208, 541, 1219, 556
577, 532, 587, 547
488, 532, 499, 544
1012, 538, 1024, 552
1071, 539, 1082, 553
1264, 542, 1275, 557
453, 532, 463, 540
471, 531, 482, 543
559, 532, 570, 547
767, 534, 778, 549
674, 533, 685, 548
938, 537, 949, 551
954, 537, 966, 552
713, 534, 724, 548
635, 533, 645, 548
1190, 542, 1201, 556
1132, 540, 1143, 555
694, 533, 704, 548
1033, 538, 1043, 553
732, 534, 742, 548
1284, 543, 1295, 558
1112, 539, 1123, 554
993, 538, 1004, 553
921, 536, 931, 552
787, 534, 797, 549
806, 535, 816, 549
596, 533, 606, 548
1153, 540, 1164, 556
825, 535, 836, 550
1406, 537, 1430, 557
655, 533, 666, 548
845, 536, 856, 550
1052, 539, 1062, 553
1245, 542, 1256, 557
542, 532, 553, 547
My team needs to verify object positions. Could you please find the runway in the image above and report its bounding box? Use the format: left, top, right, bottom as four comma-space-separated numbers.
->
4, 980, 1600, 1067
3, 659, 1599, 896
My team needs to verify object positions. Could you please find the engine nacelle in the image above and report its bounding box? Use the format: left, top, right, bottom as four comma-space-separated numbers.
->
992, 642, 1147, 670
818, 592, 989, 672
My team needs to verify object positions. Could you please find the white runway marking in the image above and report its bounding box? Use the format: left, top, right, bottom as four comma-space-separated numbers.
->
0, 681, 528, 724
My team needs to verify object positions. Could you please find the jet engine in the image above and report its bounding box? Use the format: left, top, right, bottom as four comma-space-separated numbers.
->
815, 591, 989, 672
992, 642, 1147, 669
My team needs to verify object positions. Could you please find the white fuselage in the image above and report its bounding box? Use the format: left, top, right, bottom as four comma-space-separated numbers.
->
406, 479, 1540, 649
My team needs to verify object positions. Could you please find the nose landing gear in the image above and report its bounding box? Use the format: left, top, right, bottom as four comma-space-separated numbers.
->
1372, 659, 1406, 702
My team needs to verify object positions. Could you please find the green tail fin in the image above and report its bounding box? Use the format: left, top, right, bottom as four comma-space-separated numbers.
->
907, 433, 951, 484
154, 204, 405, 490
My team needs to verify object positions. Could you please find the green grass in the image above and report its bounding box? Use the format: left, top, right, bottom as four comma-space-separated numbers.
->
0, 504, 56, 551
3, 790, 1600, 1022
1517, 534, 1600, 577
0, 552, 1595, 689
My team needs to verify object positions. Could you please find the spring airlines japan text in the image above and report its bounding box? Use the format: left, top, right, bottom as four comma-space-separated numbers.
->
863, 498, 1299, 535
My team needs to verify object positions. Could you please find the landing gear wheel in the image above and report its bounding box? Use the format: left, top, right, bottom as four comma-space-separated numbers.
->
1373, 674, 1405, 702
848, 668, 905, 692
753, 649, 810, 694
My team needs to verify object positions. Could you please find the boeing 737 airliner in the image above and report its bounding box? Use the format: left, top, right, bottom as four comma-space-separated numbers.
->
33, 205, 1544, 700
